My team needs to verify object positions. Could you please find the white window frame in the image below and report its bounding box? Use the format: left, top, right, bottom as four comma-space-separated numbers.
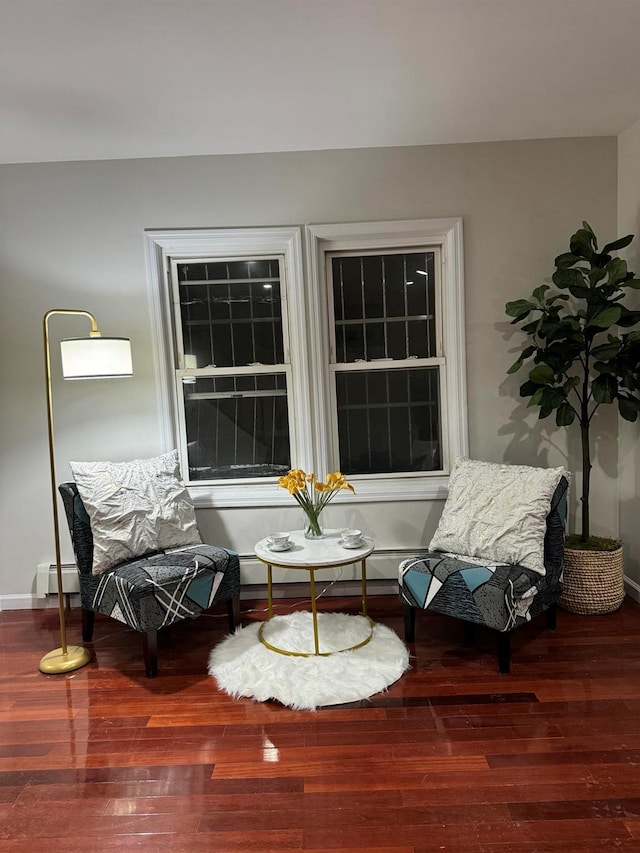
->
145, 226, 313, 507
305, 218, 468, 502
145, 218, 467, 507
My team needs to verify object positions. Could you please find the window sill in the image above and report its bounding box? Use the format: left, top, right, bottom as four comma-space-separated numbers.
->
188, 474, 450, 508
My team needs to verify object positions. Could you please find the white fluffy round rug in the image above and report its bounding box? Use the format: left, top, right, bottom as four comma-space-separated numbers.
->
208, 611, 410, 711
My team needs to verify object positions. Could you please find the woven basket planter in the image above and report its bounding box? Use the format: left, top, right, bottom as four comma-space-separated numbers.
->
559, 544, 624, 615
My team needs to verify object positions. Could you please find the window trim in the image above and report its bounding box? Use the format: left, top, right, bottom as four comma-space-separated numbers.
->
305, 218, 468, 502
144, 226, 312, 507
145, 219, 468, 507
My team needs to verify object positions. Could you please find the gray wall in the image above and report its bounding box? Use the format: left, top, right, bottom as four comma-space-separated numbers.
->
0, 137, 618, 602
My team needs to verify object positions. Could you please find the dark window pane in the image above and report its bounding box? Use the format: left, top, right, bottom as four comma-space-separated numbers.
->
366, 372, 387, 405
204, 261, 229, 280
365, 322, 386, 360
386, 322, 408, 361
211, 324, 232, 368
228, 260, 250, 279
182, 374, 290, 481
332, 249, 438, 364
334, 256, 364, 321
336, 368, 441, 474
343, 324, 365, 362
408, 320, 429, 358
184, 325, 213, 369
177, 256, 285, 369
362, 256, 383, 317
179, 263, 207, 282
382, 254, 406, 317
181, 283, 209, 321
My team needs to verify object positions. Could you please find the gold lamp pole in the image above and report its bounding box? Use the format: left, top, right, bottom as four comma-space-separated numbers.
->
39, 309, 133, 675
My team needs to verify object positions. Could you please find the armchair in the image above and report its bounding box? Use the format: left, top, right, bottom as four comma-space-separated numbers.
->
399, 461, 569, 673
59, 482, 241, 677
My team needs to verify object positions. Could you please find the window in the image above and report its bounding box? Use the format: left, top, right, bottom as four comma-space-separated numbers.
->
328, 248, 443, 475
171, 256, 291, 481
145, 219, 467, 507
306, 219, 468, 503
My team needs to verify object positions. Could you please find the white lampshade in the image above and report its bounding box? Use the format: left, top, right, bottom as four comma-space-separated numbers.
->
60, 336, 133, 380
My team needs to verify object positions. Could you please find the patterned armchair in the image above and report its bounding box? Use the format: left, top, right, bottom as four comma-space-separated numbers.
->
399, 470, 569, 673
59, 482, 241, 677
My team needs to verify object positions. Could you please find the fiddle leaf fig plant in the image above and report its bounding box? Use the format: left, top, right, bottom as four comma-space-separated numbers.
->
505, 222, 640, 548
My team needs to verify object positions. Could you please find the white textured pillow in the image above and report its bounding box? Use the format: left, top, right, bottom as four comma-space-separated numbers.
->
430, 458, 567, 575
69, 450, 202, 575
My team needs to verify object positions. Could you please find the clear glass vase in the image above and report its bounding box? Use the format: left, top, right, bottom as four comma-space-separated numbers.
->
304, 511, 324, 539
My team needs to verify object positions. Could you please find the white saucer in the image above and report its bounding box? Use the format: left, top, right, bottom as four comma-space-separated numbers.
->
339, 537, 365, 549
268, 541, 293, 552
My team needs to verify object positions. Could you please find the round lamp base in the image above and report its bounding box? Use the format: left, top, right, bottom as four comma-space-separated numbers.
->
39, 645, 91, 674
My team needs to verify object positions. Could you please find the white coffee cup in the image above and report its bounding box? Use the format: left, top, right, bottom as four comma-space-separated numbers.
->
342, 528, 363, 546
267, 532, 291, 549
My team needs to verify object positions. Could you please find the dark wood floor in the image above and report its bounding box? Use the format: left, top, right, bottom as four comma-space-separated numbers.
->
1, 593, 640, 851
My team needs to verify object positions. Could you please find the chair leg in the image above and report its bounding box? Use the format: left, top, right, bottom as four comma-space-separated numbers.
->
227, 595, 241, 632
497, 632, 511, 674
463, 621, 475, 646
546, 603, 557, 630
82, 609, 95, 643
143, 630, 158, 678
403, 600, 416, 643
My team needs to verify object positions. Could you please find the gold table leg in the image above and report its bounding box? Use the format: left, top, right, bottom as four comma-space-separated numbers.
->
267, 565, 273, 618
361, 557, 368, 617
258, 552, 374, 657
308, 568, 320, 655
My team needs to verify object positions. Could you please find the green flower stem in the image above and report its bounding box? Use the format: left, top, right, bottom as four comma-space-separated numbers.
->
303, 508, 323, 537
289, 483, 343, 535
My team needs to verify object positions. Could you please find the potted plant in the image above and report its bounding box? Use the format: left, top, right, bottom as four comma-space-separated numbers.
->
505, 221, 640, 613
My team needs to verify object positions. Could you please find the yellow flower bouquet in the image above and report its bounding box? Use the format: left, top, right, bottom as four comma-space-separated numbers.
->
278, 469, 355, 538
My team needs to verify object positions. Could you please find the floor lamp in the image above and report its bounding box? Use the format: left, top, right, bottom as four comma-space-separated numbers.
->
39, 309, 133, 675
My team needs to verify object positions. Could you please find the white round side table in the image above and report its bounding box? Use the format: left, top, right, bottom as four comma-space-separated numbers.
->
254, 529, 375, 656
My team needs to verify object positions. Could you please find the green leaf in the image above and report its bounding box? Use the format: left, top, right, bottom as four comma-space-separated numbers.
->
563, 376, 580, 392
570, 228, 596, 259
592, 374, 617, 403
529, 364, 555, 385
589, 267, 607, 285
505, 299, 536, 318
619, 396, 640, 421
527, 387, 544, 407
568, 284, 592, 299
532, 284, 550, 302
507, 355, 524, 375
587, 306, 622, 329
606, 257, 628, 287
554, 252, 580, 269
591, 340, 622, 360
594, 361, 615, 374
602, 234, 634, 254
519, 380, 538, 398
552, 268, 586, 289
616, 308, 640, 328
556, 403, 575, 426
538, 385, 565, 418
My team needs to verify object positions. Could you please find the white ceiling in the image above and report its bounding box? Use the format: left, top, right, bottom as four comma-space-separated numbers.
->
2, 0, 640, 165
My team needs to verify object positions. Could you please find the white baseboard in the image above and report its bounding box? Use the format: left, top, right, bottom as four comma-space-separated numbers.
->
4, 568, 637, 611
624, 574, 640, 603
9, 543, 640, 612
0, 593, 82, 612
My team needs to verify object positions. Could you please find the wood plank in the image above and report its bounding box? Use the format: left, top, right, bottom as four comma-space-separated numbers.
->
0, 595, 639, 851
